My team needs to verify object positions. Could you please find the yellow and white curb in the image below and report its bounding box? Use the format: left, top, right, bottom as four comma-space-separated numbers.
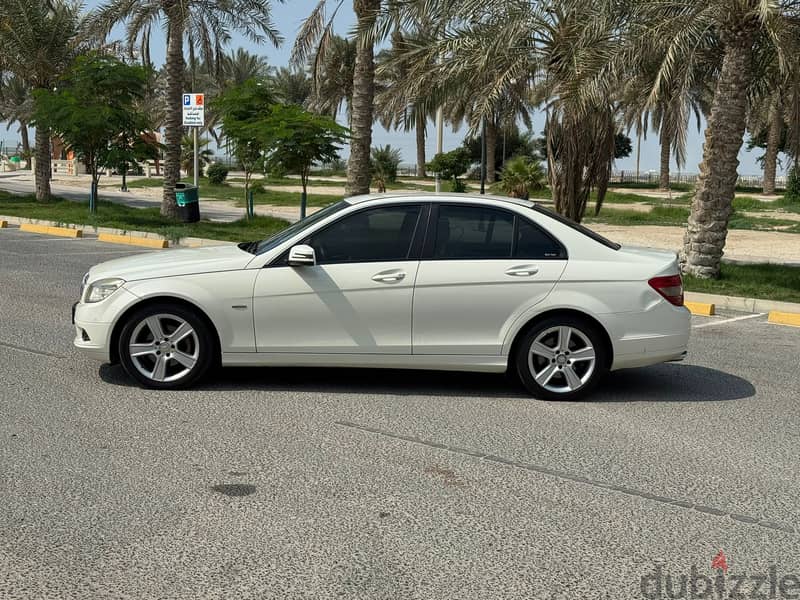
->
97, 233, 168, 249
0, 220, 7, 228
19, 223, 82, 238
685, 301, 715, 316
768, 311, 800, 328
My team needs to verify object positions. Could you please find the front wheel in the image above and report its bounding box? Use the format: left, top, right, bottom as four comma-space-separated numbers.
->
515, 316, 609, 401
118, 303, 215, 389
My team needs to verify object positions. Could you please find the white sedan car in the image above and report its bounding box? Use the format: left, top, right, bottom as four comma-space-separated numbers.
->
73, 194, 690, 400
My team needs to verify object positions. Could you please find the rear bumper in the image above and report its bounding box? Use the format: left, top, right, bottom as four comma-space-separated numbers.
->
605, 302, 691, 371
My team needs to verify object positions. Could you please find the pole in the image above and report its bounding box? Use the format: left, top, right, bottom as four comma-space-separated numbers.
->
480, 118, 487, 193
193, 127, 199, 187
435, 106, 443, 192
636, 129, 641, 181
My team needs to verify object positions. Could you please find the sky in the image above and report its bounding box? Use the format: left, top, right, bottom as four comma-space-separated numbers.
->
1, 1, 775, 176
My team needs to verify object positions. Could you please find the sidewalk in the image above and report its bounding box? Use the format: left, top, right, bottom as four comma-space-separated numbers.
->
2, 172, 800, 264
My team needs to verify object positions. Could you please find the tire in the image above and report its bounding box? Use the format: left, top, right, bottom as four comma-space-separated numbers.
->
514, 315, 609, 401
118, 303, 216, 389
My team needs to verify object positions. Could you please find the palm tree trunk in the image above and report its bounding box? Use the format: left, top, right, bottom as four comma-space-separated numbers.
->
34, 126, 51, 201
345, 0, 381, 197
415, 111, 426, 178
659, 135, 670, 190
682, 37, 753, 279
19, 123, 31, 169
161, 10, 184, 219
486, 118, 497, 183
762, 95, 782, 195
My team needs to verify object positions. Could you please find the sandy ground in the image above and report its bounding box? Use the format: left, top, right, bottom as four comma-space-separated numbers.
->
2, 172, 799, 263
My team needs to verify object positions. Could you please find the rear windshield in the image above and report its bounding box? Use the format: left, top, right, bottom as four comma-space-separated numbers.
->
532, 204, 621, 250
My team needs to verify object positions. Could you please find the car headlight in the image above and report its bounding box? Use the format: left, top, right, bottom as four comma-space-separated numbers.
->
83, 278, 125, 303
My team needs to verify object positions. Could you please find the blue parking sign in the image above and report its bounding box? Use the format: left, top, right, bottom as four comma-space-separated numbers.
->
183, 94, 191, 106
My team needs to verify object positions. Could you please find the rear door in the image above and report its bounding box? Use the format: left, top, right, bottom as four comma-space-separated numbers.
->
412, 203, 567, 355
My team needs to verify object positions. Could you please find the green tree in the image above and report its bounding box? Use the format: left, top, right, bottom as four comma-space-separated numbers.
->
259, 104, 348, 218
293, 1, 382, 197
0, 0, 83, 201
180, 135, 214, 177
427, 148, 472, 193
32, 54, 151, 213
370, 144, 402, 191
214, 79, 276, 216
89, 0, 282, 219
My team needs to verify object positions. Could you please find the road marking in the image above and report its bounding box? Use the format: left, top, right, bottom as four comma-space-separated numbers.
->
336, 420, 796, 535
0, 341, 65, 359
692, 313, 765, 329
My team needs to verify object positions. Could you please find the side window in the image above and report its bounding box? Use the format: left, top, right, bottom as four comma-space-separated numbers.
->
433, 205, 514, 259
515, 218, 566, 259
306, 205, 422, 264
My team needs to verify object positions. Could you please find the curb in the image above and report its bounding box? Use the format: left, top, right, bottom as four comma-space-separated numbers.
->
768, 312, 800, 328
684, 301, 715, 316
685, 291, 800, 315
20, 223, 82, 238
0, 214, 232, 249
0, 220, 6, 228
97, 233, 168, 249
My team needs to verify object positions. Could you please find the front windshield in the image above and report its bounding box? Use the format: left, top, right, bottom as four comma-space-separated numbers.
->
253, 201, 349, 255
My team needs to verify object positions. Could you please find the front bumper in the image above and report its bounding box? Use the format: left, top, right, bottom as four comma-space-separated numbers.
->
72, 287, 140, 362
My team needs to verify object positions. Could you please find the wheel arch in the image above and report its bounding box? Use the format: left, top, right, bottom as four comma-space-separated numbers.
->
506, 308, 614, 372
109, 296, 222, 365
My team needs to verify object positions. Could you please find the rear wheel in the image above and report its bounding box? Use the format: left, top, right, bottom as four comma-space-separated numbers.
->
118, 303, 215, 389
515, 315, 609, 401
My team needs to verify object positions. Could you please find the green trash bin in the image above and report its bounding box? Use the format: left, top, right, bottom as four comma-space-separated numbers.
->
175, 183, 200, 223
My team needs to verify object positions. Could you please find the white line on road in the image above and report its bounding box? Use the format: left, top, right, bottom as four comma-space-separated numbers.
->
692, 313, 765, 329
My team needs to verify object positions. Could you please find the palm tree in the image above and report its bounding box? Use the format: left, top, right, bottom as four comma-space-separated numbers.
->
375, 28, 438, 178
0, 0, 82, 200
303, 34, 356, 123
0, 75, 33, 168
634, 0, 800, 278
272, 67, 312, 106
89, 0, 283, 218
293, 0, 382, 196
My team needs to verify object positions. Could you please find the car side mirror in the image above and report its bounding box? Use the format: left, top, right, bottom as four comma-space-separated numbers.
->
288, 244, 316, 266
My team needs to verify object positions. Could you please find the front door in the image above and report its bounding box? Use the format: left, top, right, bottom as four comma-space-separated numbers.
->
253, 204, 425, 354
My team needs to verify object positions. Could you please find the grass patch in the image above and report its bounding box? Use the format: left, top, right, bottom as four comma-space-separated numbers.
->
611, 181, 695, 193
585, 205, 690, 226
0, 191, 288, 243
733, 195, 800, 213
684, 262, 800, 303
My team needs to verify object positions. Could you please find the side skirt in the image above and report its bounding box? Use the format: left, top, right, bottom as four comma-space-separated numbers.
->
221, 352, 508, 373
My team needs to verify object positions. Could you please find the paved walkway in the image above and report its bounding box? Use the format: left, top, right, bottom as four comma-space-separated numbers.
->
2, 172, 799, 264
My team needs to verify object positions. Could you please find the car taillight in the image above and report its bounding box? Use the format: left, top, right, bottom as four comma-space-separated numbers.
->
648, 274, 684, 307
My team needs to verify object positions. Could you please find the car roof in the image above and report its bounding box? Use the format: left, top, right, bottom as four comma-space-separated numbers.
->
344, 192, 537, 210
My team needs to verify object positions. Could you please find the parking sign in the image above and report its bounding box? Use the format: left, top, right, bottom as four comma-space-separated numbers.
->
182, 93, 204, 126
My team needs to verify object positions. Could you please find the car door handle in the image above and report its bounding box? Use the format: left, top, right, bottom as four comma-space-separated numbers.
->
372, 270, 406, 283
505, 265, 539, 277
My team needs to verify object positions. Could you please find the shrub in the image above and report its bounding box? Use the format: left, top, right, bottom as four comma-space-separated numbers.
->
206, 163, 229, 185
371, 145, 402, 184
249, 180, 265, 194
785, 166, 800, 203
427, 147, 472, 193
496, 156, 546, 200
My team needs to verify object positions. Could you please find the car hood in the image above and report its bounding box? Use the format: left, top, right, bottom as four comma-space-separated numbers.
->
88, 244, 254, 282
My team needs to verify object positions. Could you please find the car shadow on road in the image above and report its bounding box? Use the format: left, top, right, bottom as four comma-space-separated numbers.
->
99, 362, 755, 402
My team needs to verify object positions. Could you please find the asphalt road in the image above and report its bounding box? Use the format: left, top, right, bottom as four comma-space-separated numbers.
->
1, 227, 799, 600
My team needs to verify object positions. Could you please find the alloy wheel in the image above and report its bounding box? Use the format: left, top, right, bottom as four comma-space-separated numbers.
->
127, 313, 200, 383
527, 325, 597, 394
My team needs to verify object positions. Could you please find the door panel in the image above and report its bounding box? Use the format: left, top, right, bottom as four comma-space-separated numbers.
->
412, 260, 565, 354
412, 203, 567, 355
253, 261, 419, 353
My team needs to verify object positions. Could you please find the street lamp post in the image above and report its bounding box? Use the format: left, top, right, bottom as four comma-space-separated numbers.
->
480, 116, 486, 194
